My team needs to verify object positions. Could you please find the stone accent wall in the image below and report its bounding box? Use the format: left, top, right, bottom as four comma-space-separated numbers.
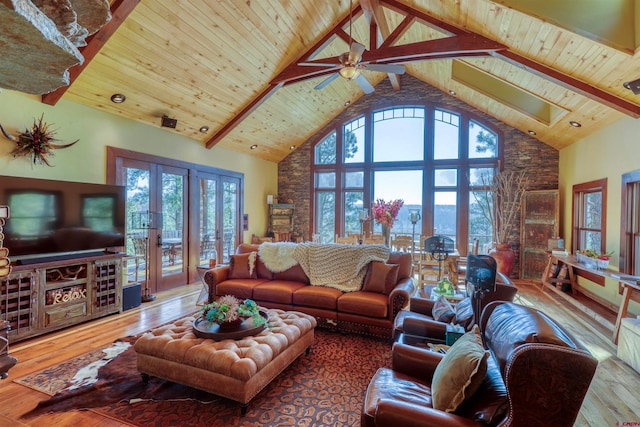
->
278, 75, 559, 275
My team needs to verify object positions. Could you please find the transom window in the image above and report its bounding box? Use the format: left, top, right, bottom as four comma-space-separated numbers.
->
312, 105, 501, 252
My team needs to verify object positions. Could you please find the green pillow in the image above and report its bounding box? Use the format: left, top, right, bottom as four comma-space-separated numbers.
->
431, 325, 489, 412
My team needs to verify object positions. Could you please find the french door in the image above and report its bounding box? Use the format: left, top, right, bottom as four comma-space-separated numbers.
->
196, 172, 241, 266
123, 159, 188, 293
108, 147, 244, 295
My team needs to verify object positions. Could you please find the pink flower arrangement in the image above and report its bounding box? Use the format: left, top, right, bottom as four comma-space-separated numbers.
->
372, 198, 404, 227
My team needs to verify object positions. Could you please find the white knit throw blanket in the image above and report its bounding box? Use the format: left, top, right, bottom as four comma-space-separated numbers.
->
293, 243, 390, 292
258, 242, 299, 272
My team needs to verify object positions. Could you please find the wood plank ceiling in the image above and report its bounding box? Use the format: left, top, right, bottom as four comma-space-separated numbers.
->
40, 0, 640, 163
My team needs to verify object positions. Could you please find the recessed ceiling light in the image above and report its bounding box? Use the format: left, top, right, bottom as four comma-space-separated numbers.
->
199, 126, 209, 133
344, 100, 351, 106
449, 90, 456, 95
110, 93, 126, 103
569, 121, 582, 128
527, 130, 537, 136
289, 145, 296, 150
250, 144, 258, 150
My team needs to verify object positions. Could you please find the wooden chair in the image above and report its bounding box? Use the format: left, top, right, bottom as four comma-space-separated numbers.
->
391, 235, 413, 252
363, 234, 384, 244
335, 235, 357, 244
415, 235, 456, 290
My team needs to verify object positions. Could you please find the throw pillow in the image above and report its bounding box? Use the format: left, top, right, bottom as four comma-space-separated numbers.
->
362, 261, 399, 294
455, 298, 474, 331
432, 295, 456, 323
228, 252, 257, 279
431, 325, 489, 413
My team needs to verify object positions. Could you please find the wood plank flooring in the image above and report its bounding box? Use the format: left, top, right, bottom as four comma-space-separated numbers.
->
0, 280, 638, 426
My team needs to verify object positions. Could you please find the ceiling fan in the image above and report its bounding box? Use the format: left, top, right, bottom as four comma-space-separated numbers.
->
299, 0, 405, 94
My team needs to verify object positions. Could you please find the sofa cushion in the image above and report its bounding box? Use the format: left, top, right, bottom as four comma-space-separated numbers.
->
292, 286, 342, 310
431, 325, 489, 412
455, 355, 509, 424
228, 252, 257, 279
253, 280, 307, 304
273, 264, 309, 284
362, 261, 399, 294
432, 295, 455, 323
338, 291, 388, 318
216, 278, 268, 299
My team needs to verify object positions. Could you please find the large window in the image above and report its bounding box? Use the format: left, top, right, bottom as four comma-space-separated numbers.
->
312, 105, 501, 252
620, 170, 640, 274
572, 179, 607, 254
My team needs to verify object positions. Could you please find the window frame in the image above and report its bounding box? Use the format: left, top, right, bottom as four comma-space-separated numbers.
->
310, 104, 502, 251
571, 178, 607, 254
620, 170, 640, 274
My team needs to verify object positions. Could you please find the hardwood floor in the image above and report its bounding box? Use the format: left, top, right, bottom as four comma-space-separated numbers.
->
0, 280, 638, 426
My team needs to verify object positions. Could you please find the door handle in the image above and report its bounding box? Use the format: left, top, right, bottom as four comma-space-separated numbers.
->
157, 234, 163, 247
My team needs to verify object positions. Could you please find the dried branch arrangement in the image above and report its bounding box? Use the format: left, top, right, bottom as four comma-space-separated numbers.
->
473, 170, 528, 244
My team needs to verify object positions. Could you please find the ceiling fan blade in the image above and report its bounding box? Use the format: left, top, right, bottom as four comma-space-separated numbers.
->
348, 42, 366, 63
299, 61, 340, 67
314, 73, 340, 90
365, 63, 406, 74
355, 74, 375, 94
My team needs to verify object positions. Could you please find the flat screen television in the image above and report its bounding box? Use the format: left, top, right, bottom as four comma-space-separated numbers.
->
0, 175, 126, 264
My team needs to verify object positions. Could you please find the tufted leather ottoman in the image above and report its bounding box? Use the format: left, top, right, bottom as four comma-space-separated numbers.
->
134, 308, 317, 414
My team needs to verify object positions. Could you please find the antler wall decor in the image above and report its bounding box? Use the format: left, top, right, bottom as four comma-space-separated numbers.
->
0, 114, 78, 167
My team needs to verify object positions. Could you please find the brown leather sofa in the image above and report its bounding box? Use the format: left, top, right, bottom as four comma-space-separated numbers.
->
204, 243, 415, 338
362, 301, 598, 427
393, 272, 518, 345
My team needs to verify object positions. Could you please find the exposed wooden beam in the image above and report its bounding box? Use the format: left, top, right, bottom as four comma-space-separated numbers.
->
41, 0, 140, 106
495, 50, 640, 118
205, 83, 284, 149
361, 0, 401, 89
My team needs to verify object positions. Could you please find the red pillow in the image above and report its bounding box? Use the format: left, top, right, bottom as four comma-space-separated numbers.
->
362, 261, 399, 294
228, 252, 257, 279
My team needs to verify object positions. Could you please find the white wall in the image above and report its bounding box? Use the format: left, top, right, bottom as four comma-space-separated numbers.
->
560, 115, 640, 315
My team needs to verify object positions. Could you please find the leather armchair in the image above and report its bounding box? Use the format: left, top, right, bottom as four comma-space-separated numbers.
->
362, 302, 598, 427
393, 272, 517, 345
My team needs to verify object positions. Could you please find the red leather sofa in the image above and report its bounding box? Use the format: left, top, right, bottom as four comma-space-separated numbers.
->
204, 243, 416, 338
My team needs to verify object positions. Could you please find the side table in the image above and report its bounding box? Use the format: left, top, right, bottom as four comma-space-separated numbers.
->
0, 320, 17, 379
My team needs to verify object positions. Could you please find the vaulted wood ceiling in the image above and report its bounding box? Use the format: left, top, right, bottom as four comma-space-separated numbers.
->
40, 0, 640, 162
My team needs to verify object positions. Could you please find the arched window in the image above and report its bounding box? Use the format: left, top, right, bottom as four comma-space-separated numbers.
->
311, 105, 501, 253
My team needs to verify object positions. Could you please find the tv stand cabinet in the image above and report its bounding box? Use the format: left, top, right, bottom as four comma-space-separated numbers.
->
0, 254, 123, 343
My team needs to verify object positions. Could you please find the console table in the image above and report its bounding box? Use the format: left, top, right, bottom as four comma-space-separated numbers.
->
541, 253, 640, 343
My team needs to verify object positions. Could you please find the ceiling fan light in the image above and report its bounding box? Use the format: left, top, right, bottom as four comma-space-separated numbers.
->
339, 66, 361, 80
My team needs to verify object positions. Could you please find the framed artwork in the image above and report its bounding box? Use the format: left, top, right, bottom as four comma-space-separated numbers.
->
520, 190, 559, 279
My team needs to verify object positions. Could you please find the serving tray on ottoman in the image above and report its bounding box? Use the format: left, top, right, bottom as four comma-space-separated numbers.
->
134, 308, 317, 415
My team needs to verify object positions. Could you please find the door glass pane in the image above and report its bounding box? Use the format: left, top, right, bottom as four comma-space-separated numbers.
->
434, 110, 459, 160
373, 170, 422, 236
434, 191, 457, 242
316, 192, 335, 243
373, 108, 425, 162
161, 172, 184, 276
126, 168, 150, 283
344, 117, 365, 163
222, 180, 238, 263
200, 177, 217, 265
345, 191, 364, 235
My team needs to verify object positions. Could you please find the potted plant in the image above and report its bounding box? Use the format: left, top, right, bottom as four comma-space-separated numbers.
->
200, 295, 266, 330
472, 170, 528, 275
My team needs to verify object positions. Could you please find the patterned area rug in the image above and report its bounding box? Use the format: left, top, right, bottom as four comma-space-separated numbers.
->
18, 329, 392, 426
